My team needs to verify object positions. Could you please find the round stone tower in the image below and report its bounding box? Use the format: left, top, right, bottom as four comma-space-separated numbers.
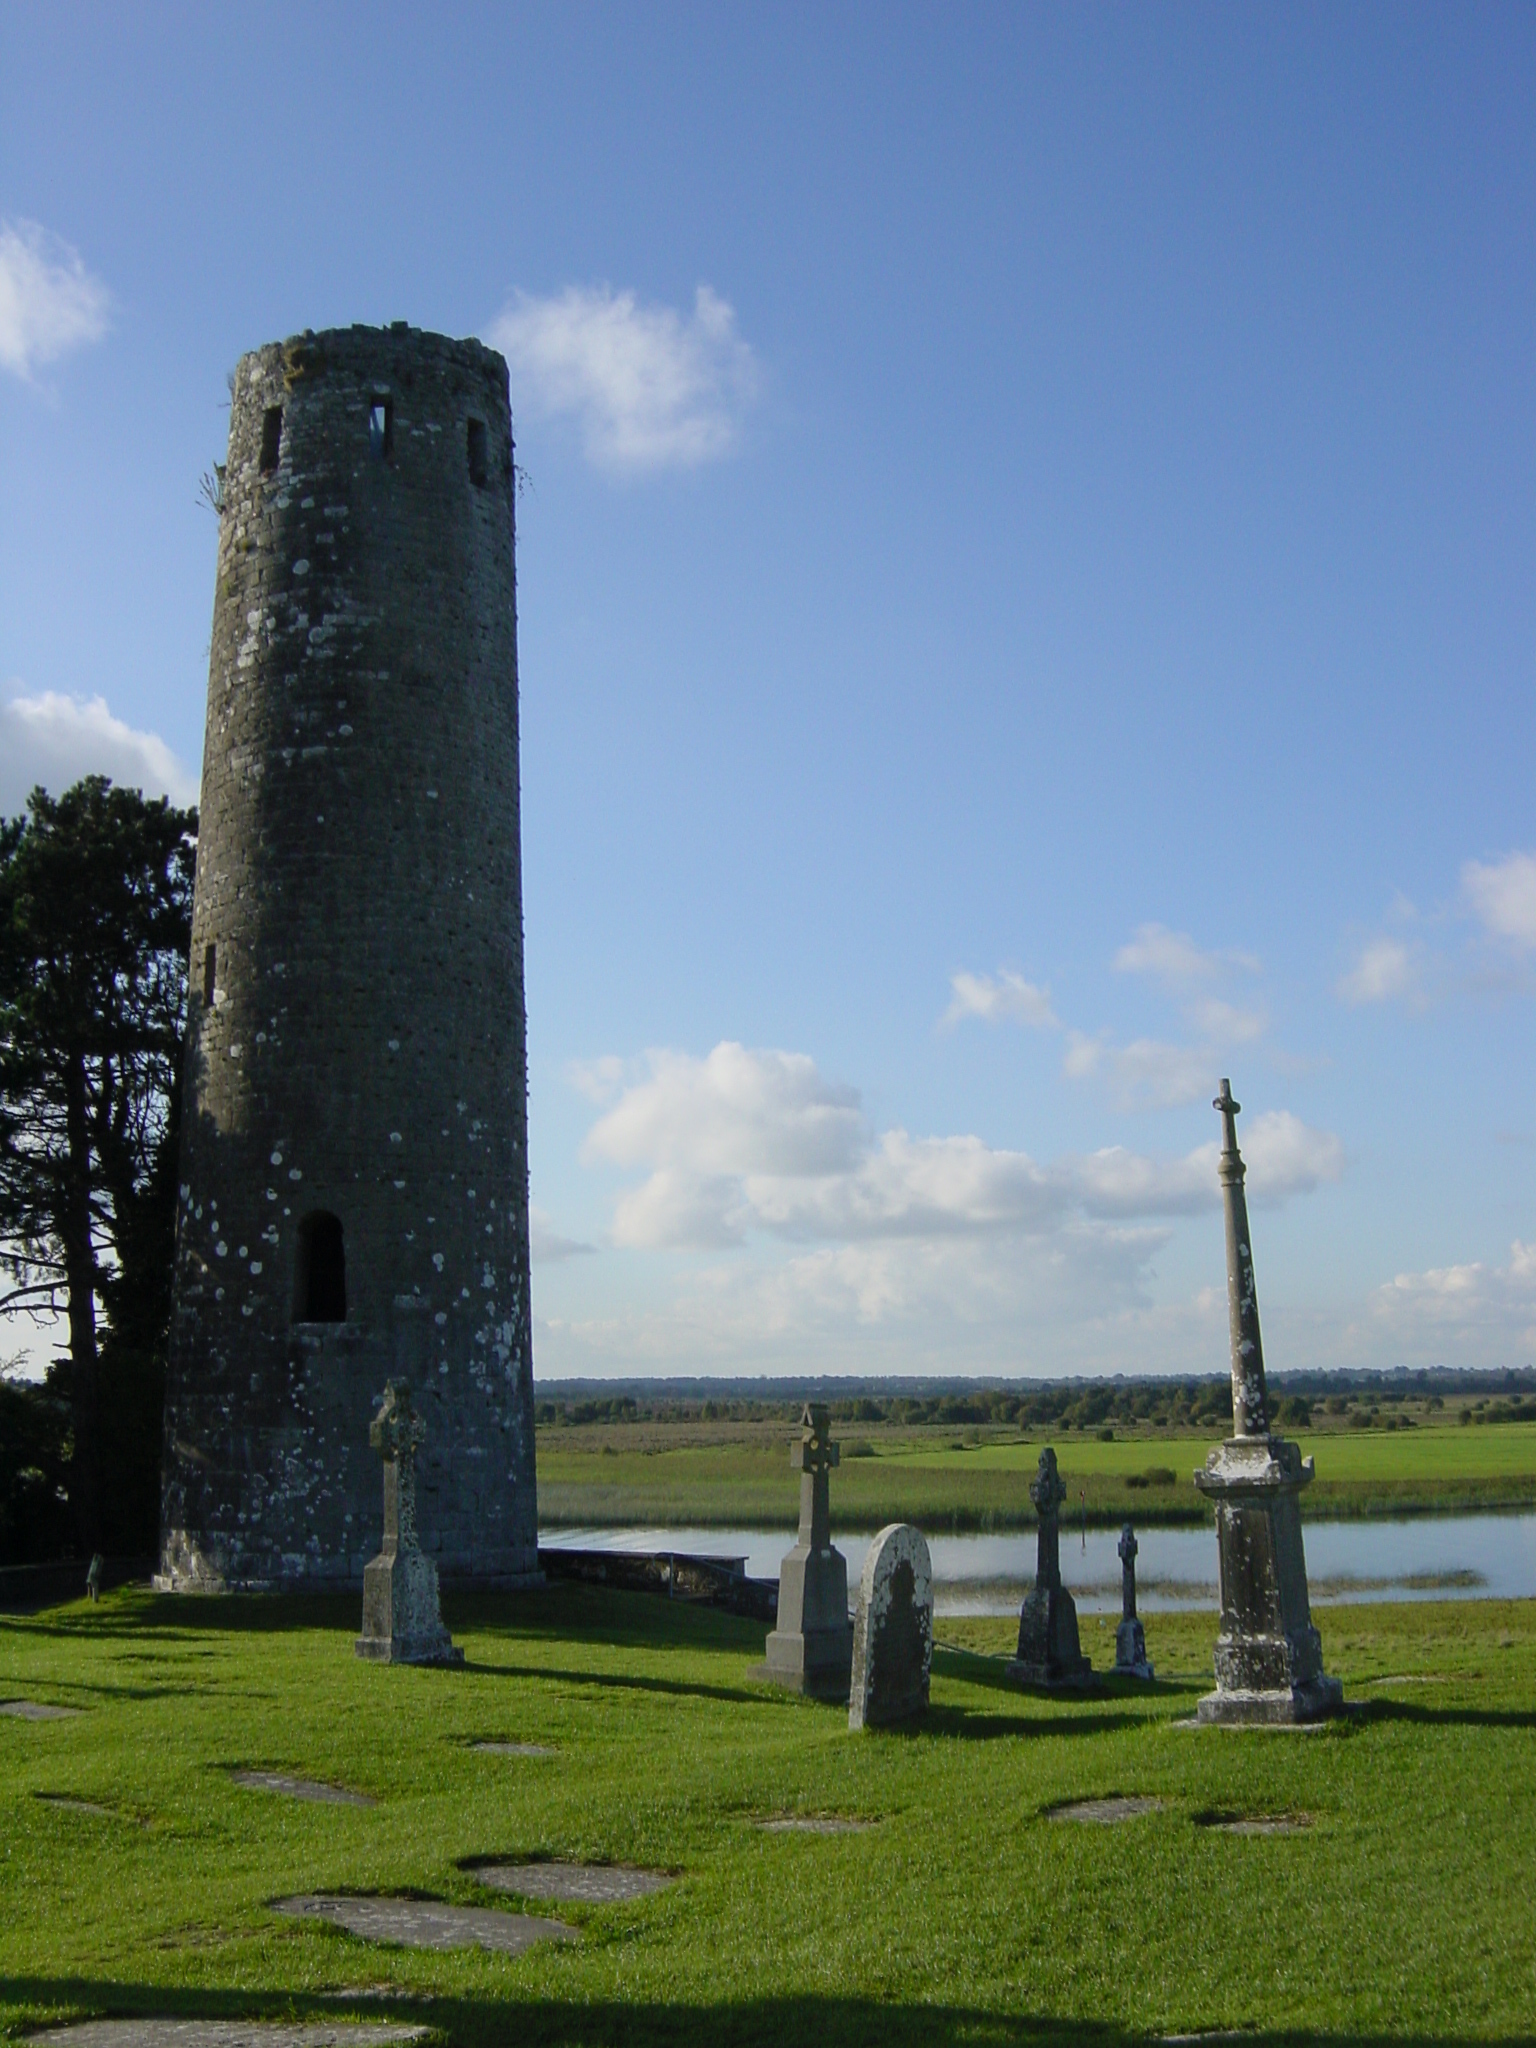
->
159, 324, 540, 1590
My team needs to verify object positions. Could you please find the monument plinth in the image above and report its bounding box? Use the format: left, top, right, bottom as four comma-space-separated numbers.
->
1193, 1081, 1342, 1725
757, 1404, 853, 1700
356, 1380, 463, 1667
1007, 1447, 1094, 1689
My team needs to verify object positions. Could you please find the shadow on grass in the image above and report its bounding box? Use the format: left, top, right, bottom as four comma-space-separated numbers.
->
919, 1703, 1146, 1741
4, 1977, 1534, 2048
459, 1660, 770, 1708
1355, 1697, 1536, 1733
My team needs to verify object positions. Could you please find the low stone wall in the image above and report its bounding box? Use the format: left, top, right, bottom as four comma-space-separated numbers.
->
538, 1547, 778, 1622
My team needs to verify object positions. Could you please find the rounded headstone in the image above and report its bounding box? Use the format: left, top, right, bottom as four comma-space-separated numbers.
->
848, 1522, 932, 1732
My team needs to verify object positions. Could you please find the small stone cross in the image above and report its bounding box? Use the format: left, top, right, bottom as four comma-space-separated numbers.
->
790, 1402, 840, 1552
370, 1378, 427, 1555
1118, 1523, 1139, 1622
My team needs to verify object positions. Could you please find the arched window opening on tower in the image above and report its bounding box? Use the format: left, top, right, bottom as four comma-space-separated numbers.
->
369, 396, 393, 460
260, 407, 283, 474
293, 1212, 347, 1323
467, 417, 488, 487
202, 942, 216, 1007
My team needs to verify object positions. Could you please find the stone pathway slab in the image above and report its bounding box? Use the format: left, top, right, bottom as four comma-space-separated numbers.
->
232, 1772, 373, 1807
472, 1742, 556, 1757
27, 2028, 423, 2048
477, 1861, 672, 1904
1045, 1796, 1162, 1824
271, 1895, 574, 1956
1, 1700, 80, 1720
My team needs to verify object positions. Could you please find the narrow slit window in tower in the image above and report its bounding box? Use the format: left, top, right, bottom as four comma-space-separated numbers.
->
369, 395, 393, 460
202, 942, 216, 1007
467, 417, 488, 487
259, 407, 283, 474
293, 1212, 346, 1323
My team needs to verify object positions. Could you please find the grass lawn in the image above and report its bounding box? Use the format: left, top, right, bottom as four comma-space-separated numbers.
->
535, 1419, 1536, 1530
2, 1584, 1534, 2045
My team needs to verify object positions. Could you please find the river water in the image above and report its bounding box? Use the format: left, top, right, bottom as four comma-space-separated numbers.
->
547, 1513, 1536, 1616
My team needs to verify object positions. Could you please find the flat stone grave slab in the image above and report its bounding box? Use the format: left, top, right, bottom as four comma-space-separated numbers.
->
1, 1700, 80, 1720
472, 1741, 556, 1757
34, 1792, 138, 1822
271, 1895, 574, 1956
27, 2028, 424, 2048
1194, 1809, 1311, 1836
232, 1772, 373, 1807
477, 1861, 672, 1904
1045, 1796, 1162, 1825
753, 1815, 875, 1834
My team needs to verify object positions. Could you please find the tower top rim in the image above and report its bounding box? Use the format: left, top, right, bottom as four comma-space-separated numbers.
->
234, 323, 508, 387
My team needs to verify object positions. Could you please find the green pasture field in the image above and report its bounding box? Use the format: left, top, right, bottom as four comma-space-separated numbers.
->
2, 1586, 1534, 2046
535, 1418, 1536, 1531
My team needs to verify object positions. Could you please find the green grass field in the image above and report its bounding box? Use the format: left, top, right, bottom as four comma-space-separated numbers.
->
535, 1418, 1536, 1530
3, 1585, 1534, 2045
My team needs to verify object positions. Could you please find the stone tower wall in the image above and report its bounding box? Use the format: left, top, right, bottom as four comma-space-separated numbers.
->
159, 324, 540, 1590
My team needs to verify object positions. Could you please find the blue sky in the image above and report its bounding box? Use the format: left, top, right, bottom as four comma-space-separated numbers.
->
2, 5, 1533, 1382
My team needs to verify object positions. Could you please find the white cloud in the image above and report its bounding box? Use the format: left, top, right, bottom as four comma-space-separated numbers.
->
528, 1207, 595, 1265
1064, 1031, 1215, 1111
1336, 935, 1422, 1007
0, 220, 110, 380
1361, 1239, 1536, 1367
578, 1041, 1342, 1252
487, 283, 758, 472
0, 690, 199, 814
942, 969, 1058, 1030
1463, 852, 1536, 952
1114, 922, 1258, 988
584, 1042, 862, 1180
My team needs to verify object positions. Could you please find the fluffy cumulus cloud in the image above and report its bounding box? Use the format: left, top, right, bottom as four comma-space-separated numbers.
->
942, 969, 1058, 1030
1337, 935, 1422, 1007
487, 283, 759, 472
0, 690, 199, 814
0, 220, 110, 380
949, 923, 1267, 1112
1463, 852, 1536, 952
1360, 1239, 1536, 1368
579, 1041, 1343, 1253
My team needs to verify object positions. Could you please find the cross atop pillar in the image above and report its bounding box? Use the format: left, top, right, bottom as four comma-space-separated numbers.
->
1030, 1445, 1068, 1590
369, 1378, 428, 1555
790, 1402, 840, 1552
1213, 1078, 1269, 1439
1118, 1522, 1139, 1622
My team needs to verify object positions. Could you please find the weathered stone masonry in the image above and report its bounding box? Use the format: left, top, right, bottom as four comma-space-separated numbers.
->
159, 324, 540, 1590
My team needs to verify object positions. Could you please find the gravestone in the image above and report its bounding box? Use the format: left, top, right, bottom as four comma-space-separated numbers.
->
271, 1894, 571, 1956
755, 1404, 853, 1699
1192, 1082, 1343, 1725
231, 1770, 373, 1806
1113, 1524, 1154, 1680
1006, 1447, 1094, 1689
355, 1380, 463, 1667
848, 1522, 932, 1730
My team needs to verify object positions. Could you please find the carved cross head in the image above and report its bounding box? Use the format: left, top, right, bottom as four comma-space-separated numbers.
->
370, 1378, 427, 1466
1030, 1445, 1067, 1520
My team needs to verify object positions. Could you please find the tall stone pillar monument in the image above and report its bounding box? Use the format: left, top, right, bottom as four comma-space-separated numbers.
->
758, 1404, 853, 1699
159, 325, 540, 1592
1193, 1081, 1342, 1724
